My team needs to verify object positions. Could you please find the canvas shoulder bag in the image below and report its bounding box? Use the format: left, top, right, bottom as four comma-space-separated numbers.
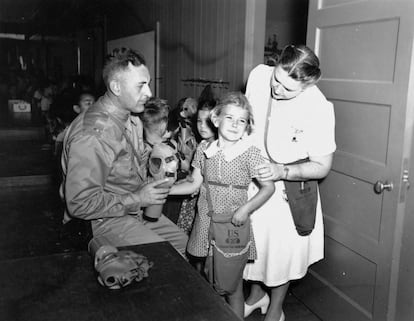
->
203, 160, 251, 295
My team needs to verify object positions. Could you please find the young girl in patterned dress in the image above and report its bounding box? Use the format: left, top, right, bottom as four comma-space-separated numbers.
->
169, 91, 275, 318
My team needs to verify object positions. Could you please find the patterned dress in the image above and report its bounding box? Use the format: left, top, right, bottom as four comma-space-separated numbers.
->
177, 195, 198, 234
186, 138, 266, 259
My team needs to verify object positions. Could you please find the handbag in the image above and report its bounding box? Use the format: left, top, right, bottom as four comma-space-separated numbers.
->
203, 169, 251, 295
264, 98, 318, 236
283, 159, 318, 236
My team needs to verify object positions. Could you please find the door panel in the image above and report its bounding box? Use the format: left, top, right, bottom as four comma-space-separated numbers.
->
292, 1, 414, 320
318, 237, 376, 312
319, 19, 399, 82
322, 172, 382, 242
334, 100, 390, 162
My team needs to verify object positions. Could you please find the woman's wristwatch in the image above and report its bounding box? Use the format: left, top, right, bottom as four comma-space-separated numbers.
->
283, 166, 289, 180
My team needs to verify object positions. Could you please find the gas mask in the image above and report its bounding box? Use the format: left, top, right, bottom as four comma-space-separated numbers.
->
177, 127, 196, 172
148, 140, 180, 184
179, 97, 197, 119
93, 245, 153, 290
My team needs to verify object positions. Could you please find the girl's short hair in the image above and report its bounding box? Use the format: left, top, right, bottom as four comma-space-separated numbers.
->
278, 44, 321, 86
211, 91, 254, 135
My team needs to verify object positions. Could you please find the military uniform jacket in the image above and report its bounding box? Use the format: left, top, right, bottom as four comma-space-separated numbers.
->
61, 93, 147, 223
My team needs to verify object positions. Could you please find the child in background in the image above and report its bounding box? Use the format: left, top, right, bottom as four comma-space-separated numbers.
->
54, 91, 95, 159
140, 97, 171, 148
162, 96, 198, 226
176, 85, 218, 236
139, 97, 181, 222
73, 91, 95, 114
176, 98, 217, 237
169, 91, 275, 318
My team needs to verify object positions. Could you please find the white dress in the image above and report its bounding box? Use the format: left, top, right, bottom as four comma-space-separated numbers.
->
243, 64, 336, 287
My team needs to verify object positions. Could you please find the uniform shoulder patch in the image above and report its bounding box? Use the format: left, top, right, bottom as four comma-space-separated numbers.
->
82, 111, 110, 136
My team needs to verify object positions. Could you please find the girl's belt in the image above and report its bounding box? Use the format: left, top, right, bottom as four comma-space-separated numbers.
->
206, 181, 248, 190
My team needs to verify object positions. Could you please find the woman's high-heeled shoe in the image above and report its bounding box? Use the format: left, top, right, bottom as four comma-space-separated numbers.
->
244, 293, 270, 317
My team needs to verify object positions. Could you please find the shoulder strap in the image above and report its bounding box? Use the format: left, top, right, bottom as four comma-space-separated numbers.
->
264, 96, 278, 164
202, 156, 214, 214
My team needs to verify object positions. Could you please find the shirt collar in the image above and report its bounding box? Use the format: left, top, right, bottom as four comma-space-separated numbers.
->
204, 135, 255, 161
98, 93, 130, 123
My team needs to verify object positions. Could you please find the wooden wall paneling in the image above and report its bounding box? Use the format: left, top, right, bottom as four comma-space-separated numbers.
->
236, 0, 247, 92
155, 0, 166, 100
178, 0, 191, 101
191, 0, 198, 100
204, 0, 222, 100
228, 0, 238, 92
189, 0, 211, 98
195, 0, 203, 99
167, 0, 178, 104
194, 0, 202, 99
158, 0, 180, 105
198, 0, 209, 99
222, 0, 231, 95
102, 0, 247, 105
155, 0, 248, 106
243, 0, 266, 87
209, 0, 218, 86
171, 0, 182, 105
187, 0, 196, 100
222, 0, 246, 94
216, 0, 228, 99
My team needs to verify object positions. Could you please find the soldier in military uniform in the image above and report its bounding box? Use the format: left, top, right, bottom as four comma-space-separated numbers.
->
60, 48, 188, 254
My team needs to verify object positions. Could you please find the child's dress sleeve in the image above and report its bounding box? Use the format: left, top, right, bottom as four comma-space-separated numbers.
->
247, 146, 267, 179
191, 141, 207, 171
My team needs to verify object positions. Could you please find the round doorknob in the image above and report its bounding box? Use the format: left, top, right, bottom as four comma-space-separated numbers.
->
374, 180, 393, 194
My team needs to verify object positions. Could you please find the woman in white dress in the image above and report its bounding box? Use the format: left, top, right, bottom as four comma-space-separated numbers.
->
243, 45, 336, 321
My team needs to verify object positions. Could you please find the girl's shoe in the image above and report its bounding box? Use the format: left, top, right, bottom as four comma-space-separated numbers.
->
279, 311, 286, 321
244, 293, 270, 317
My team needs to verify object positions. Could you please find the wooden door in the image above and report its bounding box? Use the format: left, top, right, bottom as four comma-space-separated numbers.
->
291, 1, 414, 320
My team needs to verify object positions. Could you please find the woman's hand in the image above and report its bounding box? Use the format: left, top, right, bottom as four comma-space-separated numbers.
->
254, 153, 334, 182
232, 206, 249, 226
254, 163, 284, 182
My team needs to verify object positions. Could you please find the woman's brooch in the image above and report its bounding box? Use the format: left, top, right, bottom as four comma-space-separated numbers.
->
291, 127, 303, 143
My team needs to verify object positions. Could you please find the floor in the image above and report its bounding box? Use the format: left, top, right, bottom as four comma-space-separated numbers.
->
0, 106, 321, 321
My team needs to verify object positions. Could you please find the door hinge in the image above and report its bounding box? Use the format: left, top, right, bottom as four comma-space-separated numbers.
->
399, 158, 410, 203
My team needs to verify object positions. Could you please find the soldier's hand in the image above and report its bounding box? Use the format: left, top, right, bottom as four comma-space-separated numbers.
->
136, 178, 172, 207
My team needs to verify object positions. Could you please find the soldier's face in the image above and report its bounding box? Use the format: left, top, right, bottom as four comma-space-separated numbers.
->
119, 63, 152, 113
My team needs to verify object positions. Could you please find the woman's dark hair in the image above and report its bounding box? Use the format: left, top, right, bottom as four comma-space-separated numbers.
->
278, 44, 321, 86
102, 47, 146, 87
